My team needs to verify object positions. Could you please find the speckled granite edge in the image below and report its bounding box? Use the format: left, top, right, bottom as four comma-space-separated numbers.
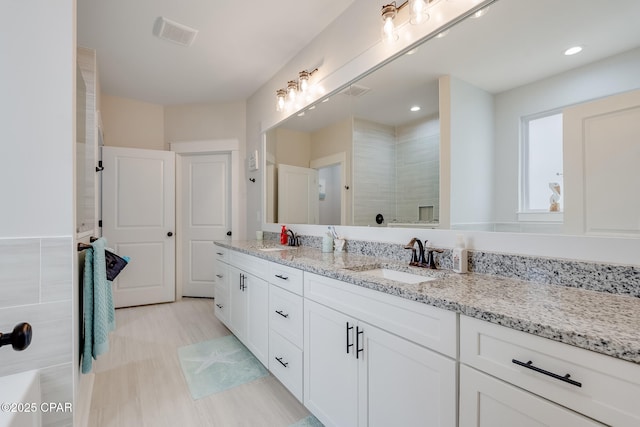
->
218, 240, 640, 364
265, 232, 640, 298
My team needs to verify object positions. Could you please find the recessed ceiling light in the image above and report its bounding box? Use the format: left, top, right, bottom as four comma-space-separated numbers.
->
472, 7, 489, 18
410, 106, 421, 112
322, 98, 330, 103
309, 105, 316, 110
297, 112, 305, 117
564, 46, 583, 56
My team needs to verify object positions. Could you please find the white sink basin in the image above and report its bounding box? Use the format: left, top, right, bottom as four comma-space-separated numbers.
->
258, 247, 288, 252
360, 268, 435, 284
0, 370, 41, 427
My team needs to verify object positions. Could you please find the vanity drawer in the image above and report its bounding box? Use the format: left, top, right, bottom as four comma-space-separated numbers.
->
269, 262, 304, 295
269, 329, 303, 402
214, 283, 230, 326
229, 250, 269, 279
460, 315, 640, 426
304, 272, 457, 357
214, 245, 229, 262
269, 284, 303, 348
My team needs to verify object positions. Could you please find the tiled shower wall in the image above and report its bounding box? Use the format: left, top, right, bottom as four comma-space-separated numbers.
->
353, 118, 396, 226
353, 117, 440, 226
0, 237, 73, 427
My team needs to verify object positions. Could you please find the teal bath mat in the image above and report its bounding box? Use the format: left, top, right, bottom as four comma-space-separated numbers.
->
289, 415, 324, 427
178, 334, 268, 400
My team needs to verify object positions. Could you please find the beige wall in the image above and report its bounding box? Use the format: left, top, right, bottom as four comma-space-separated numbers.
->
100, 97, 247, 152
275, 128, 311, 167
101, 95, 165, 150
310, 117, 352, 161
164, 101, 246, 146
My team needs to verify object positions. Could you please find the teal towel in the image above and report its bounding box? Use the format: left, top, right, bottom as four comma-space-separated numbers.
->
82, 237, 116, 374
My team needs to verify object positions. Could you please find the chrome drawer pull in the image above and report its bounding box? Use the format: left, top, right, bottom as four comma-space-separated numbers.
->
215, 303, 223, 309
216, 274, 223, 279
275, 310, 289, 318
274, 274, 289, 280
512, 359, 582, 387
216, 252, 224, 256
275, 356, 289, 368
346, 322, 354, 354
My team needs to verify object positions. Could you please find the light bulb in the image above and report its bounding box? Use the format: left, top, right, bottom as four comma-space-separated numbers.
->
276, 89, 286, 112
409, 0, 428, 25
299, 70, 310, 94
287, 80, 298, 102
381, 4, 398, 43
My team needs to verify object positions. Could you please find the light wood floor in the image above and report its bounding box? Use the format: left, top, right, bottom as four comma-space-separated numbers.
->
88, 298, 311, 427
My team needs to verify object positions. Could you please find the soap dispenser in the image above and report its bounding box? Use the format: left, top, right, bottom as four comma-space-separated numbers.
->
452, 234, 468, 273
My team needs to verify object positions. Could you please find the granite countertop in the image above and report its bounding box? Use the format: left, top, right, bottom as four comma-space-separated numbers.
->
215, 240, 640, 365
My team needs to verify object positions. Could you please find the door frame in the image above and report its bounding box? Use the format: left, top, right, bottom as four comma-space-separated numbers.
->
170, 139, 241, 299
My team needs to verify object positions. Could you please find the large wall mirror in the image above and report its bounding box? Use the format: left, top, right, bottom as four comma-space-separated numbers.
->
264, 0, 640, 237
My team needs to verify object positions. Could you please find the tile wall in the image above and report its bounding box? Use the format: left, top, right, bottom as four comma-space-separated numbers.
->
0, 237, 73, 427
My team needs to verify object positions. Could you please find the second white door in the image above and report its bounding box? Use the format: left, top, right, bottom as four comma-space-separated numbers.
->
180, 153, 231, 297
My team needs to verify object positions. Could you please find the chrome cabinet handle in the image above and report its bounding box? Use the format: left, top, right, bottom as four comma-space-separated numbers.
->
216, 274, 223, 279
275, 310, 289, 318
274, 274, 289, 280
215, 303, 223, 309
512, 359, 582, 387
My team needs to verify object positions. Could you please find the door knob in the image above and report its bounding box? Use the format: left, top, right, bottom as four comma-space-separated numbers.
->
167, 232, 173, 237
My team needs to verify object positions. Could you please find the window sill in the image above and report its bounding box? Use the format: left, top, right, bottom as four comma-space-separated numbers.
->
517, 212, 563, 223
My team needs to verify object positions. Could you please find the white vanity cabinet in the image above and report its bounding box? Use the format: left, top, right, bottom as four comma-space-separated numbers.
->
459, 315, 640, 427
215, 250, 270, 367
303, 272, 457, 427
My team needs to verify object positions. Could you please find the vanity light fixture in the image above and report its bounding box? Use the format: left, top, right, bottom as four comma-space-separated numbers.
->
381, 0, 441, 44
275, 68, 320, 112
564, 46, 583, 56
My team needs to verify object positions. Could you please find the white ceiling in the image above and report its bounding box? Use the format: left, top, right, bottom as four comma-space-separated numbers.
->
77, 0, 356, 105
279, 0, 640, 132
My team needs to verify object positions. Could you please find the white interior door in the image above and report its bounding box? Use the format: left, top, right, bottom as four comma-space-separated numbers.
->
277, 163, 319, 224
180, 153, 231, 298
564, 89, 640, 236
102, 146, 176, 308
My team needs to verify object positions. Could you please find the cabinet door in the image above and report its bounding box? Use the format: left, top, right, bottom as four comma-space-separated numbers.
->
359, 322, 457, 427
228, 265, 246, 340
459, 365, 605, 427
245, 273, 269, 367
304, 300, 358, 427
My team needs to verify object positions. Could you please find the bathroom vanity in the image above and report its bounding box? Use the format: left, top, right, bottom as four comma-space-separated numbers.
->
214, 240, 640, 427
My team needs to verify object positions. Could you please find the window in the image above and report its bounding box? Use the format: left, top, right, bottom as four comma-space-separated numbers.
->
520, 112, 563, 217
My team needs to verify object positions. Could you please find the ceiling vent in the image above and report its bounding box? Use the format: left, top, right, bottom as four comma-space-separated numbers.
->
153, 17, 198, 47
339, 84, 371, 97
